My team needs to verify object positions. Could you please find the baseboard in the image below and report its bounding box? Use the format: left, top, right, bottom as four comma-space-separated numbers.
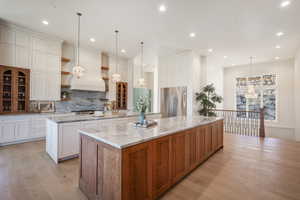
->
0, 137, 45, 147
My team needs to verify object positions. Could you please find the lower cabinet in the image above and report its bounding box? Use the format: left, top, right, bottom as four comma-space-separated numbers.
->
79, 120, 224, 200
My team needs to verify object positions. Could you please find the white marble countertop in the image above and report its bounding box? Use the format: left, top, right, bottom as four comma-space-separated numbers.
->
47, 112, 161, 123
79, 116, 223, 149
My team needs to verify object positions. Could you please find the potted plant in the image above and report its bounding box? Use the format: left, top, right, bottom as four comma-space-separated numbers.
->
195, 84, 223, 116
136, 96, 149, 124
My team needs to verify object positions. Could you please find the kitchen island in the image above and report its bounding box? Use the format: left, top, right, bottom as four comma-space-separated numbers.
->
78, 116, 224, 200
46, 112, 161, 163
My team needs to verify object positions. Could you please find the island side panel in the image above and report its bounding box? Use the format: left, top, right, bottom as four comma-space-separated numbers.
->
79, 134, 122, 200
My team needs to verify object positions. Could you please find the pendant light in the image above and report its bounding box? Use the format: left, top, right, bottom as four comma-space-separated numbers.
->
112, 30, 121, 82
72, 12, 85, 79
245, 56, 258, 99
138, 41, 146, 87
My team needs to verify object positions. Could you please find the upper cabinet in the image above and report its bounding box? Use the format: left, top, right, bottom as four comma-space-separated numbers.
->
0, 23, 62, 101
0, 66, 30, 114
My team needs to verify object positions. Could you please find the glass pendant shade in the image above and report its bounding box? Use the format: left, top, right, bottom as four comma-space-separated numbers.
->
73, 12, 85, 79
138, 78, 146, 87
112, 73, 121, 82
245, 85, 258, 99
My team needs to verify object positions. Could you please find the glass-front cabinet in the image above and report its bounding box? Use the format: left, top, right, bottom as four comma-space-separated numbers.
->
0, 66, 30, 114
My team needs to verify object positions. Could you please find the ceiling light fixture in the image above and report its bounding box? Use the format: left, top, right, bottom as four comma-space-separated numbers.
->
112, 30, 121, 83
189, 32, 196, 38
224, 56, 228, 59
276, 32, 284, 37
281, 1, 291, 7
121, 49, 126, 53
208, 49, 213, 53
90, 38, 96, 42
275, 56, 280, 60
72, 13, 85, 79
245, 56, 258, 99
138, 42, 146, 87
42, 20, 49, 25
159, 4, 167, 12
275, 45, 281, 49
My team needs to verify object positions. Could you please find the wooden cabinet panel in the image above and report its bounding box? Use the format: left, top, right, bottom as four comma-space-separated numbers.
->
172, 131, 187, 183
212, 123, 218, 151
79, 136, 98, 200
152, 136, 172, 198
205, 125, 212, 155
122, 143, 152, 200
116, 82, 128, 110
188, 128, 198, 169
197, 126, 206, 163
218, 120, 224, 148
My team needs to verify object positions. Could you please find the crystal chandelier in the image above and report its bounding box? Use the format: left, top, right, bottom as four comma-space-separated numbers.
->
112, 30, 121, 82
245, 56, 258, 99
72, 12, 85, 79
138, 41, 146, 87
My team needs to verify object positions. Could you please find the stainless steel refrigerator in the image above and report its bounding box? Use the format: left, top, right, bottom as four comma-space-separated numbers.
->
160, 87, 187, 118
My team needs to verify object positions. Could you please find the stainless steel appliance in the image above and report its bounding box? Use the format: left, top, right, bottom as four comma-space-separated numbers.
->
160, 87, 187, 118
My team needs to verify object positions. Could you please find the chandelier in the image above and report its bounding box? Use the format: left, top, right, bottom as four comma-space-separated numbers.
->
138, 41, 146, 87
245, 56, 258, 99
112, 30, 121, 82
72, 12, 85, 79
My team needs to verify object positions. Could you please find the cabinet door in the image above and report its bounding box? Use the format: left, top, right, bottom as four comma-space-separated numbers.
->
122, 143, 153, 200
30, 72, 46, 100
0, 43, 15, 66
197, 126, 206, 163
59, 122, 81, 158
46, 73, 60, 100
171, 131, 188, 183
15, 120, 30, 139
152, 136, 172, 198
205, 125, 212, 156
218, 120, 224, 148
0, 121, 16, 143
212, 123, 219, 151
31, 118, 47, 138
188, 128, 198, 170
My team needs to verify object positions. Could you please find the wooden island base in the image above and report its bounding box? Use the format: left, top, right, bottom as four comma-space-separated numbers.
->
79, 120, 223, 200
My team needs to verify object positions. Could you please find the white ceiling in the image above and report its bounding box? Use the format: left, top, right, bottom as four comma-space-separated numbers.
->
0, 0, 300, 66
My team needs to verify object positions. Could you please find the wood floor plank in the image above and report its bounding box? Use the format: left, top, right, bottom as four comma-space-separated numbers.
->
0, 134, 300, 200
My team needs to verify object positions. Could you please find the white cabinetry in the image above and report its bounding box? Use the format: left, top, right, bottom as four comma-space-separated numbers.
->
58, 122, 81, 159
0, 23, 62, 101
0, 121, 15, 143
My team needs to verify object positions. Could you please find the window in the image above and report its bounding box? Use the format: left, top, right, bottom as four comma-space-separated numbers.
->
236, 74, 276, 121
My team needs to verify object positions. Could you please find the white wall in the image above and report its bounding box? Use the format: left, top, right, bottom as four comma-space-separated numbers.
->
294, 49, 300, 141
223, 59, 295, 140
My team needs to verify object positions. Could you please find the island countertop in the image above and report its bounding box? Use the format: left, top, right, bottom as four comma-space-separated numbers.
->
79, 116, 223, 149
47, 111, 160, 123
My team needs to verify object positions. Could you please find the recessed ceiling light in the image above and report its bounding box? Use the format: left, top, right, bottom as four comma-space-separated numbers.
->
231, 64, 236, 66
42, 20, 49, 25
223, 56, 228, 59
158, 4, 167, 12
89, 38, 96, 42
275, 56, 280, 60
121, 49, 126, 53
276, 32, 284, 37
281, 1, 291, 7
275, 45, 281, 49
208, 49, 213, 52
189, 32, 196, 38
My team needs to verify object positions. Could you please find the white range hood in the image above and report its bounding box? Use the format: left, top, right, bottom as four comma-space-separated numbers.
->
71, 76, 106, 92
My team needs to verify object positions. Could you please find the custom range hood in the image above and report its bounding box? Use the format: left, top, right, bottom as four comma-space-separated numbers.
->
70, 75, 106, 92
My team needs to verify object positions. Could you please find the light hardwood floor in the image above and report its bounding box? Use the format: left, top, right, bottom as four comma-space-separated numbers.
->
0, 134, 300, 200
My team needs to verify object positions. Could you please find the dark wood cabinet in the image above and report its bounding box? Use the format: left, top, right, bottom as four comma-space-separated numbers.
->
122, 142, 153, 200
116, 82, 128, 110
0, 66, 30, 114
152, 136, 172, 198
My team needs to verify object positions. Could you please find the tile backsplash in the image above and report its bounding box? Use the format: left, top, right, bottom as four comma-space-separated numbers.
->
54, 89, 106, 112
